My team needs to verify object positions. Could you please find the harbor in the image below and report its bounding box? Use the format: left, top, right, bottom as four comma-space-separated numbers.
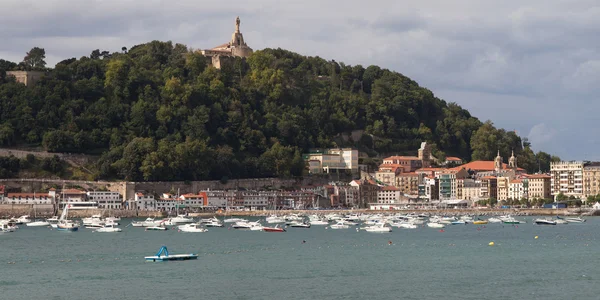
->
1, 212, 599, 300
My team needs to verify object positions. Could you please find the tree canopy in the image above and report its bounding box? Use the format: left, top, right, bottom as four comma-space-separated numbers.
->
0, 41, 555, 180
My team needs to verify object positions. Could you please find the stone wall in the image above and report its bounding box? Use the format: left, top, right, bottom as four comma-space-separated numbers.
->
0, 204, 54, 217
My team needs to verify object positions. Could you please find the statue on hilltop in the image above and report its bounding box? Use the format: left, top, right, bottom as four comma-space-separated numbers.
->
235, 16, 240, 32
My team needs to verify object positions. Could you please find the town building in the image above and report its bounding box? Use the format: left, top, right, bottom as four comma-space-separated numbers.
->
396, 172, 419, 195
497, 176, 510, 201
525, 174, 552, 200
381, 156, 422, 173
86, 191, 122, 209
179, 193, 207, 209
370, 186, 403, 210
4, 192, 54, 205
443, 157, 463, 166
155, 193, 181, 211
583, 162, 600, 198
349, 179, 380, 208
59, 189, 96, 209
456, 151, 524, 178
200, 190, 228, 208
134, 193, 156, 211
375, 166, 401, 186
304, 148, 359, 174
5, 70, 45, 87
480, 176, 498, 199
200, 17, 253, 69
550, 161, 584, 198
417, 142, 433, 168
457, 178, 481, 204
419, 177, 439, 202
508, 179, 527, 201
438, 172, 457, 200
328, 183, 359, 207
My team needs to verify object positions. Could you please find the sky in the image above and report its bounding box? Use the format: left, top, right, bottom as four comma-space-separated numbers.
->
1, 0, 599, 160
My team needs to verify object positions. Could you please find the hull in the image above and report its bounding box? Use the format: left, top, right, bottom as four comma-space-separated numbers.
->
329, 225, 349, 229
27, 221, 50, 227
57, 226, 79, 232
472, 221, 488, 225
95, 228, 122, 232
179, 228, 208, 232
145, 226, 168, 231
535, 220, 557, 225
205, 223, 223, 227
427, 223, 445, 228
145, 254, 198, 262
263, 227, 286, 232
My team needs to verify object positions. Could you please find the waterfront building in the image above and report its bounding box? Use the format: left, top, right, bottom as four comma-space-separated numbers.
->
438, 172, 457, 200
524, 174, 551, 199
86, 191, 122, 209
457, 178, 481, 205
200, 190, 228, 208
349, 179, 380, 208
134, 192, 156, 211
508, 178, 527, 201
550, 161, 584, 198
375, 166, 401, 186
396, 172, 419, 195
496, 177, 510, 201
276, 191, 318, 209
4, 192, 54, 205
60, 189, 97, 209
304, 148, 359, 174
155, 193, 181, 211
455, 153, 525, 178
480, 176, 498, 199
200, 17, 253, 69
329, 183, 359, 208
583, 162, 600, 198
179, 193, 207, 209
239, 191, 274, 209
377, 186, 401, 204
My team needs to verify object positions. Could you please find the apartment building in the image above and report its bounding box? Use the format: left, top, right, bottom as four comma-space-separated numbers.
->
550, 161, 584, 198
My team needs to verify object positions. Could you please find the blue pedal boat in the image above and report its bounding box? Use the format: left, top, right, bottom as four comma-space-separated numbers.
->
145, 246, 198, 262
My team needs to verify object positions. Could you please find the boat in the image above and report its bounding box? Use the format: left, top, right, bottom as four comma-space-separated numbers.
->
502, 217, 523, 224
145, 246, 198, 262
95, 224, 122, 233
1, 222, 17, 232
224, 218, 246, 223
309, 219, 329, 225
56, 205, 79, 232
47, 216, 59, 228
263, 225, 286, 232
329, 221, 350, 229
13, 215, 32, 225
146, 222, 169, 231
487, 217, 502, 223
27, 220, 50, 227
265, 215, 286, 224
472, 220, 488, 225
565, 217, 586, 223
289, 221, 311, 228
169, 214, 194, 225
82, 214, 104, 226
427, 222, 445, 228
554, 218, 568, 225
451, 220, 467, 225
131, 218, 161, 227
204, 220, 224, 227
178, 223, 208, 233
363, 223, 392, 232
534, 219, 557, 225
199, 217, 220, 224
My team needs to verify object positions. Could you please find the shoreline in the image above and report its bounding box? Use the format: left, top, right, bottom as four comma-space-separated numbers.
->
1, 207, 596, 218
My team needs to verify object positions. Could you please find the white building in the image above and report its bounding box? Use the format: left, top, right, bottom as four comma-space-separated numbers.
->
4, 192, 54, 205
87, 191, 122, 209
551, 161, 584, 198
179, 193, 205, 209
135, 193, 156, 211
508, 179, 526, 200
240, 191, 274, 209
304, 148, 359, 174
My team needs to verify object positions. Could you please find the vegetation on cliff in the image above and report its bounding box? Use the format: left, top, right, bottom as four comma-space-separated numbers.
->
0, 43, 556, 181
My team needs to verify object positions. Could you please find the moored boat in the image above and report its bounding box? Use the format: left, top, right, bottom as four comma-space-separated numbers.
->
565, 217, 586, 223
534, 219, 557, 225
263, 225, 286, 232
178, 223, 208, 233
427, 222, 445, 228
472, 220, 488, 225
95, 224, 122, 233
145, 246, 198, 262
26, 220, 50, 227
363, 223, 392, 232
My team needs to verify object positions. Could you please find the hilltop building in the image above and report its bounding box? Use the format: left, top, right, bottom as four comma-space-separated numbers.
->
5, 70, 45, 87
304, 148, 359, 174
200, 16, 253, 69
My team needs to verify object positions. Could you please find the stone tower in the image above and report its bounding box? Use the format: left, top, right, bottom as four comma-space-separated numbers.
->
508, 150, 517, 170
494, 150, 503, 173
200, 16, 254, 69
418, 142, 432, 168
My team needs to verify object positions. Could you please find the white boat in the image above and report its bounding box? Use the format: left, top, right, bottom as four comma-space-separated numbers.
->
339, 219, 358, 226
1, 223, 17, 233
451, 220, 467, 225
131, 218, 161, 227
47, 216, 59, 228
15, 215, 32, 224
178, 223, 208, 233
146, 224, 169, 231
329, 221, 350, 229
309, 219, 329, 225
204, 220, 224, 227
105, 216, 121, 222
232, 221, 262, 230
554, 218, 568, 225
284, 214, 303, 221
199, 217, 220, 224
95, 224, 122, 233
565, 217, 586, 223
534, 219, 557, 225
487, 217, 502, 223
266, 216, 286, 224
82, 214, 104, 226
398, 223, 417, 229
26, 220, 50, 227
363, 223, 392, 232
169, 214, 194, 224
289, 221, 311, 228
427, 222, 445, 228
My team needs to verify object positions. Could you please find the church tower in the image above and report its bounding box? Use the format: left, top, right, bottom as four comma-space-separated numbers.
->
508, 150, 517, 170
494, 150, 503, 173
230, 16, 253, 57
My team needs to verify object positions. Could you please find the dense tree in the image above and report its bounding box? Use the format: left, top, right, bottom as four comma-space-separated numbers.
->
23, 47, 47, 69
0, 43, 556, 181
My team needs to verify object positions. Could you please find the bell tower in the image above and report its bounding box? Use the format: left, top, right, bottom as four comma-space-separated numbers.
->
508, 150, 517, 170
494, 150, 503, 173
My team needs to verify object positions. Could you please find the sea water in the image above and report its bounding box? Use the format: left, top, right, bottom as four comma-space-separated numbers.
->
1, 216, 599, 300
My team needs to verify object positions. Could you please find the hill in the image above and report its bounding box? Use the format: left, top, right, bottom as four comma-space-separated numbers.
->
0, 42, 556, 181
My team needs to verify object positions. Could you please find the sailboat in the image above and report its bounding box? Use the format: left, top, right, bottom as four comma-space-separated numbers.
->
27, 205, 50, 227
56, 204, 80, 231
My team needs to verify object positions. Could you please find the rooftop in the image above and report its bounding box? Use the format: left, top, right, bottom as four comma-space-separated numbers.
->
384, 156, 421, 161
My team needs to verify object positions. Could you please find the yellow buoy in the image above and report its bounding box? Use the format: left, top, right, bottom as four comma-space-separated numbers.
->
488, 242, 495, 246
535, 236, 539, 239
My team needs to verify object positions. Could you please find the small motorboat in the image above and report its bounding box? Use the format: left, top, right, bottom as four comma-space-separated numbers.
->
363, 223, 392, 232
329, 221, 350, 229
289, 221, 311, 228
308, 219, 329, 226
204, 220, 224, 227
451, 220, 467, 225
178, 223, 208, 233
427, 222, 445, 228
224, 218, 246, 223
26, 220, 51, 227
487, 217, 502, 223
146, 224, 169, 231
95, 224, 122, 233
534, 219, 557, 225
565, 217, 586, 223
145, 246, 198, 262
472, 220, 488, 225
263, 225, 286, 232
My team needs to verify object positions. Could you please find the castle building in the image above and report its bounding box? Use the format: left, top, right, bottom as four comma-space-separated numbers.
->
201, 16, 253, 69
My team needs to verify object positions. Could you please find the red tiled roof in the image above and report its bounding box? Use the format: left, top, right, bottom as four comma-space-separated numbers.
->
510, 179, 523, 184
446, 157, 462, 161
49, 188, 56, 191
381, 186, 399, 191
398, 172, 418, 177
416, 167, 445, 172
452, 161, 525, 172
384, 156, 420, 161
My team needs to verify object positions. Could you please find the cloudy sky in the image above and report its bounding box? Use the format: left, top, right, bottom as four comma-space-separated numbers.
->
1, 0, 598, 160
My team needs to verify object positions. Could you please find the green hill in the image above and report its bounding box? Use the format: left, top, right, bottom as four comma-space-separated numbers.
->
0, 42, 556, 181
